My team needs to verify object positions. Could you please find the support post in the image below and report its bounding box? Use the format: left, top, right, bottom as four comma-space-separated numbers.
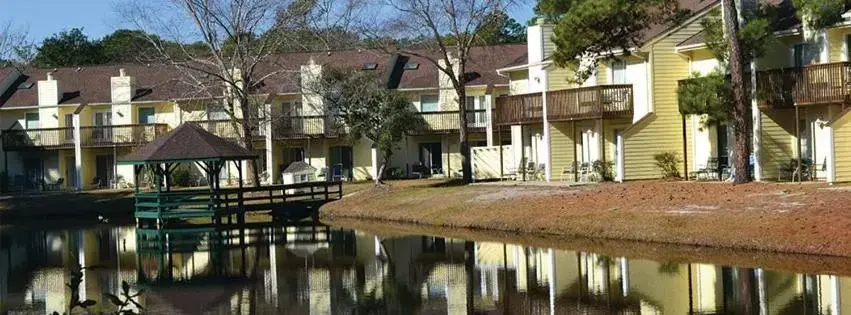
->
73, 113, 82, 191
796, 107, 802, 182
236, 160, 244, 224
682, 115, 689, 180
572, 121, 578, 182
486, 94, 495, 147
616, 132, 625, 182
828, 124, 836, 183
498, 125, 504, 179
264, 103, 274, 184
541, 72, 551, 182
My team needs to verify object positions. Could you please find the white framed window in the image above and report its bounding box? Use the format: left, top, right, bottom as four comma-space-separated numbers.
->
611, 59, 627, 84
24, 112, 39, 129
419, 95, 439, 112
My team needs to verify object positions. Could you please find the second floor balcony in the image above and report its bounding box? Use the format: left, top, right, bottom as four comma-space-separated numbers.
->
757, 61, 851, 108
1, 124, 170, 151
410, 110, 488, 135
494, 85, 634, 126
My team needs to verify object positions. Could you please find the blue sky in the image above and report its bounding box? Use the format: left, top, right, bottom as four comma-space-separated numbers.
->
0, 0, 535, 43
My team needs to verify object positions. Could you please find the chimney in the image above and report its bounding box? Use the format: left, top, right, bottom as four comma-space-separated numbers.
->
37, 72, 62, 106
111, 68, 135, 104
527, 20, 555, 64
300, 58, 324, 115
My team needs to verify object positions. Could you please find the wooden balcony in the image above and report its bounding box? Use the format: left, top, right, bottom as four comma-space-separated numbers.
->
494, 85, 634, 126
757, 61, 851, 109
410, 110, 488, 135
273, 115, 346, 139
2, 124, 169, 151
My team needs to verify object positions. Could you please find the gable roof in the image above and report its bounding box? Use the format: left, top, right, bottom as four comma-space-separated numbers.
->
119, 123, 257, 164
0, 44, 527, 108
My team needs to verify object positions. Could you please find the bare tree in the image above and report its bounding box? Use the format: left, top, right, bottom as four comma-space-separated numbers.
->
0, 22, 29, 66
120, 0, 363, 185
362, 0, 519, 183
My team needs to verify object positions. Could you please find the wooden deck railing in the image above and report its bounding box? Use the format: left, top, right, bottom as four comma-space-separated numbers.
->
494, 85, 633, 125
2, 124, 169, 150
411, 110, 488, 134
757, 61, 851, 108
273, 115, 347, 139
79, 124, 169, 147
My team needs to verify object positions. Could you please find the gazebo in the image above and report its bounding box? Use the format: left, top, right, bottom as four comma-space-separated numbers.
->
119, 123, 257, 227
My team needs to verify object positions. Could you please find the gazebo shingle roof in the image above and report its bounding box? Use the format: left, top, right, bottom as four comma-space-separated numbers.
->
119, 123, 257, 164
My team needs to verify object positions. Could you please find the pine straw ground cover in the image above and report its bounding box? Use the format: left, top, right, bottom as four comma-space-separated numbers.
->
320, 179, 851, 257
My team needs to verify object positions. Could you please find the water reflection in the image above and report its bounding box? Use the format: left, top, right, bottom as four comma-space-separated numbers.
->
0, 223, 847, 314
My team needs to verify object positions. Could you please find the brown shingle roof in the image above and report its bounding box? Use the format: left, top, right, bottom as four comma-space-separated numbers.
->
0, 44, 527, 108
119, 123, 257, 163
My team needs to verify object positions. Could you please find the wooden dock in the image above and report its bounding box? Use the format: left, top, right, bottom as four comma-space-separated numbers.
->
134, 181, 344, 228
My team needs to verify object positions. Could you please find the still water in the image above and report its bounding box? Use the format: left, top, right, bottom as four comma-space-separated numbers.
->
0, 221, 849, 315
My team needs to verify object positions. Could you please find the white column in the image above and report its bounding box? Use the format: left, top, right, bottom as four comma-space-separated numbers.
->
828, 125, 836, 183
370, 146, 379, 179
485, 94, 495, 147
73, 114, 83, 191
751, 62, 762, 181
616, 133, 625, 182
620, 257, 629, 296
541, 72, 552, 182
264, 104, 274, 184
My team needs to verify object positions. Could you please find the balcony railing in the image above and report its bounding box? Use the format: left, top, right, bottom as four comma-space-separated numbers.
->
757, 61, 851, 108
495, 85, 634, 125
194, 120, 243, 139
2, 124, 169, 150
273, 115, 345, 139
411, 110, 488, 134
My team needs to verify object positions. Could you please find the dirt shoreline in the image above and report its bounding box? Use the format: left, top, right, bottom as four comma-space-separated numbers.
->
319, 179, 851, 258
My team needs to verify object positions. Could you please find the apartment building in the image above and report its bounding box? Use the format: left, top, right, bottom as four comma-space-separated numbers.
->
495, 0, 851, 183
0, 45, 525, 191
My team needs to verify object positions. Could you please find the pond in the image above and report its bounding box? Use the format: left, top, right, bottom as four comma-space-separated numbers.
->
1, 221, 849, 314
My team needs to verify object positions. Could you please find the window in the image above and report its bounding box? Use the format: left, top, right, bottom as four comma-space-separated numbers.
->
420, 95, 439, 112
25, 113, 39, 129
793, 43, 820, 68
611, 59, 627, 84
207, 104, 228, 120
846, 34, 851, 61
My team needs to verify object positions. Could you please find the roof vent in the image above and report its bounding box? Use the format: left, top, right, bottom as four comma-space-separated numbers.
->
17, 82, 34, 89
404, 62, 419, 70
362, 63, 378, 70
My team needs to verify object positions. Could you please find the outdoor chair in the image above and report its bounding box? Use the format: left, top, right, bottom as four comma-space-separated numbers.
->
578, 163, 592, 182
777, 161, 796, 181
792, 159, 814, 182
694, 158, 719, 181
43, 178, 64, 191
560, 162, 579, 181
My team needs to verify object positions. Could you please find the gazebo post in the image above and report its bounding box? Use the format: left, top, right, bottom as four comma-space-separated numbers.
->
236, 160, 245, 225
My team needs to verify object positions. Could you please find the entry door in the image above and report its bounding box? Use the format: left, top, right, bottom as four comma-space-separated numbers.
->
23, 158, 41, 189
95, 155, 115, 188
717, 124, 730, 168
94, 112, 113, 140
329, 146, 353, 180
65, 156, 77, 188
420, 143, 443, 174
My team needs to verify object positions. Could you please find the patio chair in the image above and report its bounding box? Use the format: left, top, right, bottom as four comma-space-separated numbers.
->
560, 162, 579, 181
578, 162, 592, 182
777, 160, 796, 181
792, 159, 813, 182
43, 178, 64, 191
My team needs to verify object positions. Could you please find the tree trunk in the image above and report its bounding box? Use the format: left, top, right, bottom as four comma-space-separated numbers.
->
457, 83, 472, 183
238, 98, 261, 187
722, 0, 752, 184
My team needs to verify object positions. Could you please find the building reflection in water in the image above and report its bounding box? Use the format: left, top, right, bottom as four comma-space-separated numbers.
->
0, 223, 849, 314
